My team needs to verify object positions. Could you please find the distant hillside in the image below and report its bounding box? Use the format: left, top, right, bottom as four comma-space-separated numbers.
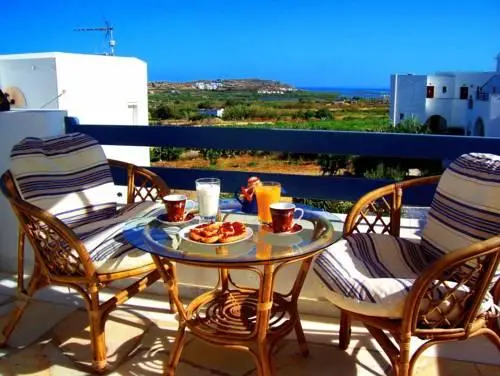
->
148, 78, 297, 94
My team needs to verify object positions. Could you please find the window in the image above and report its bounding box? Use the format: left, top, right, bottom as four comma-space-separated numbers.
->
399, 113, 404, 120
127, 103, 138, 125
460, 86, 469, 100
493, 86, 497, 94
442, 86, 447, 94
426, 86, 435, 98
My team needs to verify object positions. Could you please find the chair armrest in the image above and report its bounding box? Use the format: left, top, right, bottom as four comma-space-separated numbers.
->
402, 236, 500, 334
108, 159, 171, 203
343, 175, 440, 237
6, 195, 96, 279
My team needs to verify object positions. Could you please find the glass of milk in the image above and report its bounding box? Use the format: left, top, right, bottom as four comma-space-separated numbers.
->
195, 178, 221, 222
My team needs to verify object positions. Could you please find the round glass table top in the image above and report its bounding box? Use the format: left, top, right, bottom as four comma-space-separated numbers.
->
124, 209, 342, 266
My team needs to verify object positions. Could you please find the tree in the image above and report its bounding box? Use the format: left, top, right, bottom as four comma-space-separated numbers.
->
197, 101, 214, 109
315, 108, 333, 120
303, 110, 316, 120
152, 105, 181, 120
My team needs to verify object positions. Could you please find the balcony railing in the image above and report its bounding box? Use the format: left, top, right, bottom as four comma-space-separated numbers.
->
65, 116, 500, 207
476, 92, 490, 101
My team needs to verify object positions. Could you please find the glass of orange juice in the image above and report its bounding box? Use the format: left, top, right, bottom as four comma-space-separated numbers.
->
255, 181, 281, 224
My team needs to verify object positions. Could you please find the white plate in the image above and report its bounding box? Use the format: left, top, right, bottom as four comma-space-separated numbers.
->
155, 213, 199, 226
178, 223, 254, 246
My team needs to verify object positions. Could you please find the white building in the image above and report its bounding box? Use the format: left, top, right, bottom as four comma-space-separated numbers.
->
199, 107, 225, 117
0, 52, 150, 164
193, 81, 221, 90
0, 52, 151, 271
390, 53, 500, 136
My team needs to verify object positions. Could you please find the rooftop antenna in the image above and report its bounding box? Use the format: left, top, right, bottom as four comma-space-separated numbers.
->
74, 20, 116, 56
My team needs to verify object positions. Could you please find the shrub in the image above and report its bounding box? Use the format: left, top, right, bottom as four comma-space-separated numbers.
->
315, 108, 333, 120
198, 149, 239, 165
150, 147, 161, 162
197, 101, 214, 109
363, 163, 407, 181
317, 155, 350, 176
225, 98, 242, 106
163, 147, 185, 161
150, 147, 185, 162
222, 105, 250, 120
151, 105, 182, 120
303, 110, 316, 120
294, 198, 354, 214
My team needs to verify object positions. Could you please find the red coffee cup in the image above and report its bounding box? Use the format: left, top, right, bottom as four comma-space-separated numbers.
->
163, 194, 187, 222
269, 203, 304, 233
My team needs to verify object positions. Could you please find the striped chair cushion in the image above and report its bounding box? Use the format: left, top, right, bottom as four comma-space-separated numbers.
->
73, 201, 164, 273
10, 133, 117, 227
314, 233, 427, 318
421, 153, 500, 280
313, 233, 495, 319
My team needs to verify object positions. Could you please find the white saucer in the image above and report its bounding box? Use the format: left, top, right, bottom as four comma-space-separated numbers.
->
262, 224, 304, 237
155, 213, 199, 226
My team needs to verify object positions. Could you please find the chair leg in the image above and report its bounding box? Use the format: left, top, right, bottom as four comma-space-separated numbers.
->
397, 334, 411, 376
0, 265, 45, 347
339, 310, 352, 350
88, 285, 107, 373
294, 318, 309, 357
483, 327, 500, 351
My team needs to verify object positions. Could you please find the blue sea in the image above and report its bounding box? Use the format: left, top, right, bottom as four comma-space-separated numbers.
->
298, 87, 390, 99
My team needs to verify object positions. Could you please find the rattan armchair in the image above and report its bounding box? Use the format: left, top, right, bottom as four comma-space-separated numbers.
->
0, 134, 178, 373
314, 154, 500, 376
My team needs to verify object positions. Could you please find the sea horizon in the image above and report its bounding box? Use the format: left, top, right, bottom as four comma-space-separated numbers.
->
298, 86, 390, 98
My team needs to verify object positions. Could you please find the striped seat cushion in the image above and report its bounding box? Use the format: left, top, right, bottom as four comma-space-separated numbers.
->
314, 233, 429, 318
10, 133, 117, 228
313, 233, 496, 319
421, 153, 500, 281
73, 201, 164, 273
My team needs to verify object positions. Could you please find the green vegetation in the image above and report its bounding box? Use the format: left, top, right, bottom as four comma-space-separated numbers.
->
149, 89, 388, 126
148, 87, 449, 213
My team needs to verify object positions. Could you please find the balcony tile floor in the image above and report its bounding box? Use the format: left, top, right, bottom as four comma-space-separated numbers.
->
0, 292, 498, 376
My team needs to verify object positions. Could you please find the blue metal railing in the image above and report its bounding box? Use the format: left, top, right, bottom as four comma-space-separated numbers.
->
476, 92, 490, 101
65, 117, 500, 206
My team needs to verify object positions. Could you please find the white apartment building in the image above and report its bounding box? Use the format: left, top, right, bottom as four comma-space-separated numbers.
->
390, 53, 500, 136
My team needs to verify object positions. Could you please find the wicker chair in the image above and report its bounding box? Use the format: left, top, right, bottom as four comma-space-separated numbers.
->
0, 133, 178, 373
313, 153, 500, 376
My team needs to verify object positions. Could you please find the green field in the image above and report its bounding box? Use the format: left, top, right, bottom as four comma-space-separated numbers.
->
148, 89, 392, 131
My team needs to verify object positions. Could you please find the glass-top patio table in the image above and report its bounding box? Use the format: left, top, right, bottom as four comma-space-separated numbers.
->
124, 208, 341, 376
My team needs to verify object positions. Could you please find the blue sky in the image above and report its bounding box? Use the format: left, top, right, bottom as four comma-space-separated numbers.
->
3, 0, 499, 87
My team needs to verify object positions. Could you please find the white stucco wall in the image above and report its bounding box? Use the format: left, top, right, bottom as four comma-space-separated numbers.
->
0, 57, 58, 109
484, 95, 500, 137
0, 52, 150, 168
427, 75, 455, 100
450, 100, 468, 127
0, 110, 67, 272
53, 53, 150, 167
390, 74, 427, 125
